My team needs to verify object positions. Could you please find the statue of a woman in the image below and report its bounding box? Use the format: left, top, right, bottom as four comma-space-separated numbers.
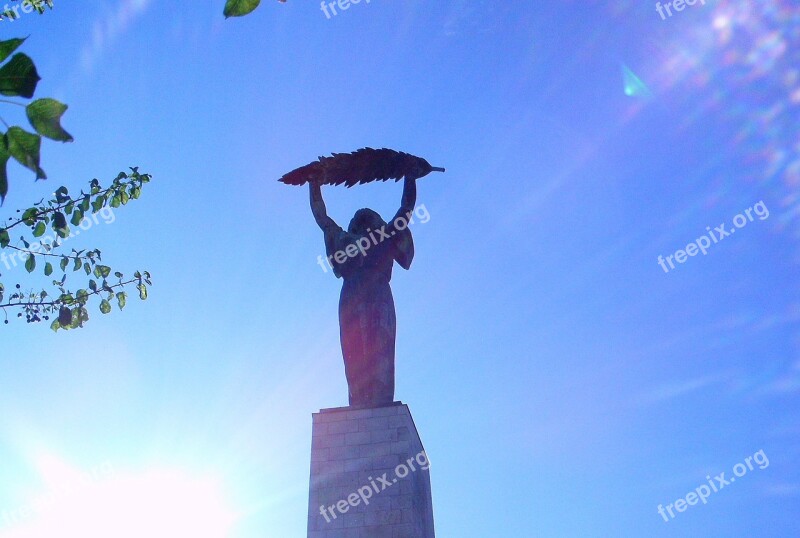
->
309, 177, 417, 407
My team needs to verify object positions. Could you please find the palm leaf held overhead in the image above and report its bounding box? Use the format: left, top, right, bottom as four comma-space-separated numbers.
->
279, 147, 445, 187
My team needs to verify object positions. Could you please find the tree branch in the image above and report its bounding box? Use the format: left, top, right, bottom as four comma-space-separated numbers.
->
0, 277, 138, 310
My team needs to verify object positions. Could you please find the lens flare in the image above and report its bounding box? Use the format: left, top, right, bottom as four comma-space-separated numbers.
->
1, 457, 237, 538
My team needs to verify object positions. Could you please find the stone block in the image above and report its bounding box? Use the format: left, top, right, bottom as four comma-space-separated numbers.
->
308, 403, 435, 537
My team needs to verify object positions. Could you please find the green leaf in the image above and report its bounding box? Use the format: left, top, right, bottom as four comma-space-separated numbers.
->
53, 211, 67, 230
137, 283, 147, 301
70, 209, 83, 226
93, 265, 111, 279
0, 38, 26, 64
25, 253, 35, 273
26, 99, 73, 142
44, 261, 53, 276
0, 53, 40, 98
58, 305, 71, 326
60, 256, 68, 271
54, 186, 69, 203
77, 306, 89, 327
116, 291, 126, 310
73, 257, 81, 271
32, 221, 45, 237
99, 299, 111, 315
21, 208, 37, 224
68, 308, 81, 329
224, 0, 261, 18
0, 228, 10, 248
91, 196, 104, 213
6, 127, 46, 180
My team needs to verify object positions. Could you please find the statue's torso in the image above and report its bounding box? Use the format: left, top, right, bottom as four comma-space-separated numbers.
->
335, 231, 395, 285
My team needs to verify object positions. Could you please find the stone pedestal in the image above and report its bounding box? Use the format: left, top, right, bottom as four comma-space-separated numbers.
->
307, 402, 435, 538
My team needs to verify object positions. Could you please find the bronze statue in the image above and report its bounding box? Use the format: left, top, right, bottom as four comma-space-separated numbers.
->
281, 148, 444, 407
309, 176, 417, 406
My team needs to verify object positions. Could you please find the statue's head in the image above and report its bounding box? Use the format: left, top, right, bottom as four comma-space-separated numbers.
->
348, 208, 385, 235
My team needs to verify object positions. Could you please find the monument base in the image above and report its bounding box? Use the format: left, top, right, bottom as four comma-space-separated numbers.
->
307, 402, 435, 537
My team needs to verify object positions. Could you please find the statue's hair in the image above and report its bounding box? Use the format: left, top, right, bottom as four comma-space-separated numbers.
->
348, 208, 386, 235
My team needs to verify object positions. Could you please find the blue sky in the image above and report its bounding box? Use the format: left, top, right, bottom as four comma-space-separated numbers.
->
0, 1, 798, 536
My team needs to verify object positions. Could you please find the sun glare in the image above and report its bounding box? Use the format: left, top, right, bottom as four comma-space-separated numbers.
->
2, 462, 237, 538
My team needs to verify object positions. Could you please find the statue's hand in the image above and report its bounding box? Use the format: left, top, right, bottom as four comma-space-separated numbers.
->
309, 179, 323, 198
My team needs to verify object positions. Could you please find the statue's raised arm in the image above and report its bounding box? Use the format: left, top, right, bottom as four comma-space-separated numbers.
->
309, 181, 348, 278
391, 175, 417, 225
386, 176, 417, 270
309, 180, 339, 232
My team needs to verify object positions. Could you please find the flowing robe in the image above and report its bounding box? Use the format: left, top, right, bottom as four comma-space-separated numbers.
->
323, 217, 414, 406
